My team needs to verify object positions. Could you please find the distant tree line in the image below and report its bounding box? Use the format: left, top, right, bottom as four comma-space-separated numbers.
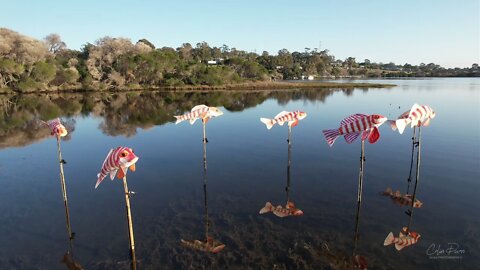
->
0, 28, 478, 93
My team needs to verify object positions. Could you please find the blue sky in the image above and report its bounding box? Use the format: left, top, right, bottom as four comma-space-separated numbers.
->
1, 0, 479, 68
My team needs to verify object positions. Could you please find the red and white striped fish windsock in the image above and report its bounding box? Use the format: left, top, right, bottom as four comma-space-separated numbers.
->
95, 147, 139, 189
389, 104, 436, 134
173, 104, 224, 125
43, 118, 68, 137
260, 110, 307, 129
322, 113, 387, 147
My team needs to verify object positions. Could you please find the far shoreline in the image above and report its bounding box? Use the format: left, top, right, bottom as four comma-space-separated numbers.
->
0, 81, 396, 95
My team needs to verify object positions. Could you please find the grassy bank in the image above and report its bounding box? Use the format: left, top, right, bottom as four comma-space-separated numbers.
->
1, 81, 396, 95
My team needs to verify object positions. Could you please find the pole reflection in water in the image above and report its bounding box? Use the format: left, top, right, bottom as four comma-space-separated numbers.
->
180, 119, 225, 253
259, 125, 304, 218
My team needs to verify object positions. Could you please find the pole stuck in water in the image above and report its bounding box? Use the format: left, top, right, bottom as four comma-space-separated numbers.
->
407, 126, 422, 232
56, 135, 75, 254
353, 140, 365, 256
405, 127, 417, 195
202, 121, 209, 240
285, 125, 292, 203
122, 176, 137, 270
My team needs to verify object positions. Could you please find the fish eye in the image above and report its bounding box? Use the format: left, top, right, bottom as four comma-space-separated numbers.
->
121, 151, 128, 157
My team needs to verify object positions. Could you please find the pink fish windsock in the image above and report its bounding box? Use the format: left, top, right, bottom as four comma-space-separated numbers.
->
173, 104, 223, 125
322, 114, 387, 146
389, 104, 436, 134
95, 147, 139, 189
43, 118, 68, 137
260, 110, 307, 129
384, 227, 420, 251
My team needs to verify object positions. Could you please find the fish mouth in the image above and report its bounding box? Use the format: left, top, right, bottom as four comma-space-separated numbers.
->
123, 156, 139, 168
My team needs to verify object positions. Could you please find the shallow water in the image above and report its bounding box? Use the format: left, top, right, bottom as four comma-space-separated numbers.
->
0, 78, 479, 269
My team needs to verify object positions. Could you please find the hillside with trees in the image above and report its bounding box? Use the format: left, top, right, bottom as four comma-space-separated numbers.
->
0, 28, 478, 93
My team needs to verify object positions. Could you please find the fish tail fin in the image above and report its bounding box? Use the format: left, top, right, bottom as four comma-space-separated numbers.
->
260, 118, 275, 130
322, 129, 340, 147
383, 187, 392, 196
174, 116, 183, 125
395, 119, 407, 134
95, 176, 102, 189
259, 202, 273, 214
384, 232, 395, 246
388, 120, 397, 131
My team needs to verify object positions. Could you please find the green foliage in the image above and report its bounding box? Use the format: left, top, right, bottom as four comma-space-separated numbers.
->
31, 61, 56, 83
0, 27, 477, 93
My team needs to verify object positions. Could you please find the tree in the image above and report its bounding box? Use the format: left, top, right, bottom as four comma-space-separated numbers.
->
44, 33, 66, 53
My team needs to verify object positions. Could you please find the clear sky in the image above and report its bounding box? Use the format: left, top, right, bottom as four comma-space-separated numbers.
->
1, 0, 479, 68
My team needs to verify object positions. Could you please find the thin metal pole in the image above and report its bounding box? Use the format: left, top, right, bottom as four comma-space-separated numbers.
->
286, 126, 292, 203
406, 127, 417, 195
353, 140, 365, 256
203, 122, 209, 241
56, 136, 74, 255
407, 126, 422, 232
122, 176, 137, 270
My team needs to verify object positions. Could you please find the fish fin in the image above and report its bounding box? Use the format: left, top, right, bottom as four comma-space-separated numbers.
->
109, 170, 117, 180
211, 244, 226, 253
395, 119, 408, 134
344, 132, 360, 144
278, 120, 285, 126
259, 202, 273, 214
202, 117, 210, 124
394, 190, 401, 197
174, 115, 183, 124
189, 118, 198, 125
388, 120, 398, 131
384, 232, 394, 246
322, 129, 340, 147
368, 127, 380, 144
288, 119, 298, 127
129, 163, 136, 172
361, 130, 370, 141
191, 104, 208, 112
260, 118, 275, 130
274, 111, 289, 119
423, 118, 431, 126
286, 201, 295, 209
395, 244, 405, 251
340, 114, 368, 126
117, 168, 126, 179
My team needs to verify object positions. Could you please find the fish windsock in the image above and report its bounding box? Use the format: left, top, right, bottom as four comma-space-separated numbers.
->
322, 129, 340, 147
95, 147, 139, 189
43, 118, 68, 137
384, 232, 395, 246
260, 118, 276, 130
259, 202, 274, 214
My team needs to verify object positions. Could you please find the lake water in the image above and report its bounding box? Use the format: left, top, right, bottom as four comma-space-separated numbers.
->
0, 78, 479, 269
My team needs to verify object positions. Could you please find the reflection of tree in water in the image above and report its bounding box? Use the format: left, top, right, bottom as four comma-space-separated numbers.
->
0, 88, 370, 147
0, 94, 78, 149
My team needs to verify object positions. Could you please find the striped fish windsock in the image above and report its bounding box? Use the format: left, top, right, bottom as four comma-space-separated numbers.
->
260, 110, 307, 130
390, 104, 436, 134
174, 105, 223, 125
322, 114, 387, 147
95, 147, 139, 189
384, 228, 420, 251
43, 118, 68, 137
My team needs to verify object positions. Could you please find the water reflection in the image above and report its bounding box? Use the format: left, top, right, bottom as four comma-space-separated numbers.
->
180, 114, 226, 254
0, 88, 367, 148
259, 125, 304, 217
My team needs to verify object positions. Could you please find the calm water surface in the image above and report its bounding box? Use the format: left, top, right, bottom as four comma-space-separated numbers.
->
0, 78, 479, 269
